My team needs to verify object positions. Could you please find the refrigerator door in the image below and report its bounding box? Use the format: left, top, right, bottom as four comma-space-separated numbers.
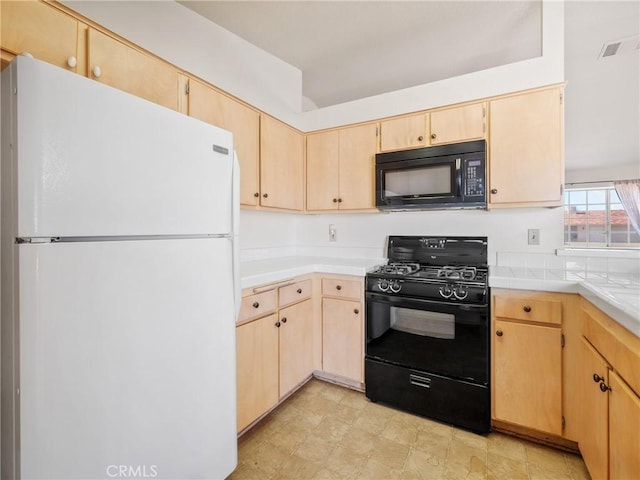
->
18, 238, 237, 479
10, 56, 233, 238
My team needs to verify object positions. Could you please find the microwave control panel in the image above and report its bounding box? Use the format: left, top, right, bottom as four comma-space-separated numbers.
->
463, 158, 486, 197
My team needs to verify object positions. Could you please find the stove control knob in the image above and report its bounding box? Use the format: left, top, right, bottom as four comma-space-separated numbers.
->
439, 284, 453, 299
389, 281, 401, 293
454, 285, 468, 300
378, 279, 389, 292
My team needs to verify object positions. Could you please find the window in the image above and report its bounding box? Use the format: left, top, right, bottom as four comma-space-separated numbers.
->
564, 186, 640, 248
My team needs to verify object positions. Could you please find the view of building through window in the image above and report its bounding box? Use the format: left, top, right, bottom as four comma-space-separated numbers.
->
564, 186, 640, 247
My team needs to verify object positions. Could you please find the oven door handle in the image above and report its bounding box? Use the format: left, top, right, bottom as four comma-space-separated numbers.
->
366, 291, 488, 312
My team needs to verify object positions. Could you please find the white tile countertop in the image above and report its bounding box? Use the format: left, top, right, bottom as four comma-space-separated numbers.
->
240, 256, 383, 290
240, 253, 640, 338
490, 254, 640, 337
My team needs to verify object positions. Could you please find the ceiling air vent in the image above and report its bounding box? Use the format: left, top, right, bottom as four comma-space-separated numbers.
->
598, 34, 640, 59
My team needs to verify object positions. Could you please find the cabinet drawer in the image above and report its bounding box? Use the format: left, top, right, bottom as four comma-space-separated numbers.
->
322, 278, 361, 300
279, 279, 312, 307
239, 290, 277, 324
494, 296, 561, 325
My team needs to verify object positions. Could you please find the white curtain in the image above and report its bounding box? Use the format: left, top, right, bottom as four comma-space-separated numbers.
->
614, 179, 640, 235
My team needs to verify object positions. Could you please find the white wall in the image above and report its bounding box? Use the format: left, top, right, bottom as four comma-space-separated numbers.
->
240, 208, 565, 265
565, 162, 640, 184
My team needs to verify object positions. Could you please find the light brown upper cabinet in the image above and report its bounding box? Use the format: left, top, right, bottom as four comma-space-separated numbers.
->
430, 103, 486, 145
1, 1, 83, 72
87, 28, 178, 111
379, 113, 429, 152
489, 87, 564, 207
306, 123, 377, 211
260, 115, 305, 211
180, 75, 260, 207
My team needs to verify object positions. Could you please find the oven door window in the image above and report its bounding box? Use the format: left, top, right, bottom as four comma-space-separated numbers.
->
384, 164, 452, 198
390, 307, 454, 339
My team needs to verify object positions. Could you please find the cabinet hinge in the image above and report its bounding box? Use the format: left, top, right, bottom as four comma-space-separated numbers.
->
184, 81, 190, 95
561, 334, 565, 348
482, 105, 486, 118
562, 416, 566, 430
560, 92, 563, 105
376, 126, 379, 136
560, 184, 564, 196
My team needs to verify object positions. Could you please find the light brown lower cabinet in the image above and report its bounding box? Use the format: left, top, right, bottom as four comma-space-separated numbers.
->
278, 299, 314, 396
236, 313, 279, 432
579, 301, 640, 480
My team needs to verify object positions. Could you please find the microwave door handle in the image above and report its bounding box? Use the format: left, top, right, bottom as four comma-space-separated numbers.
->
455, 157, 462, 196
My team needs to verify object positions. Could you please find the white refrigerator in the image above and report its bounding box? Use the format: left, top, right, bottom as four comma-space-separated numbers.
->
1, 56, 239, 479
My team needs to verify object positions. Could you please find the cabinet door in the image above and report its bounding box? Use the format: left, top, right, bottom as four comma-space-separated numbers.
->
322, 298, 363, 382
380, 113, 429, 152
579, 338, 610, 480
306, 130, 340, 211
489, 88, 563, 206
87, 28, 178, 111
278, 299, 314, 396
1, 1, 79, 71
339, 123, 378, 210
236, 314, 279, 432
493, 319, 563, 434
260, 116, 304, 211
609, 370, 640, 480
430, 103, 485, 145
186, 77, 260, 206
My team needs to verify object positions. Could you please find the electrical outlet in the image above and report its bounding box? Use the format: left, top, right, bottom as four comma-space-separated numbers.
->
528, 229, 540, 245
329, 224, 337, 242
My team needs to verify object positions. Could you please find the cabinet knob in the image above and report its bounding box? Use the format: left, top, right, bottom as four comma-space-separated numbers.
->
491, 188, 498, 194
281, 317, 287, 323
496, 330, 503, 337
275, 321, 281, 328
263, 193, 269, 198
417, 135, 424, 142
431, 133, 437, 140
297, 288, 302, 294
66, 56, 77, 68
593, 373, 604, 383
338, 198, 343, 203
333, 198, 338, 203
354, 309, 360, 314
523, 305, 532, 313
252, 301, 260, 309
336, 285, 342, 291
92, 65, 102, 78
254, 192, 259, 197
599, 382, 612, 393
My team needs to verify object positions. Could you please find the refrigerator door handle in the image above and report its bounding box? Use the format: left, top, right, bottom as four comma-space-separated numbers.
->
232, 151, 241, 319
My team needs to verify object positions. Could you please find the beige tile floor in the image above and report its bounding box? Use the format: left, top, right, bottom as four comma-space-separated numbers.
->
229, 379, 591, 480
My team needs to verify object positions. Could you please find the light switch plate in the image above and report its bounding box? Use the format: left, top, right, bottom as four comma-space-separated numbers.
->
528, 229, 540, 245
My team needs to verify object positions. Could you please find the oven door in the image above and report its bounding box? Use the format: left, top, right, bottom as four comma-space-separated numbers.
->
365, 292, 489, 385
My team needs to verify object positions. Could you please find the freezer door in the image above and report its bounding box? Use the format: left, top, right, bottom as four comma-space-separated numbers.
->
17, 238, 237, 479
10, 56, 233, 237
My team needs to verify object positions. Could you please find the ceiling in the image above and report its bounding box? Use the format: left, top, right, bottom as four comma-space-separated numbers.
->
178, 1, 639, 172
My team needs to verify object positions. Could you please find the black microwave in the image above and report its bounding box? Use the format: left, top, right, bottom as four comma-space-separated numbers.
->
375, 140, 487, 210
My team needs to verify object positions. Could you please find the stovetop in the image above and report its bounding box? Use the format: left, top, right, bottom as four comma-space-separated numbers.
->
366, 236, 488, 303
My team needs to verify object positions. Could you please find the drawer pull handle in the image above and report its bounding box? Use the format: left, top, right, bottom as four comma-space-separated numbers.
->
496, 330, 503, 337
409, 374, 431, 389
593, 373, 605, 383
252, 301, 260, 309
417, 135, 424, 142
523, 305, 532, 313
354, 309, 359, 314
599, 382, 612, 393
281, 317, 287, 323
336, 285, 342, 291
431, 133, 437, 140
297, 288, 302, 294
491, 188, 498, 194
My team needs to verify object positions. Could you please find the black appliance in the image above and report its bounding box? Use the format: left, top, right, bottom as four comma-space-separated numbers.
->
365, 235, 490, 434
375, 140, 486, 210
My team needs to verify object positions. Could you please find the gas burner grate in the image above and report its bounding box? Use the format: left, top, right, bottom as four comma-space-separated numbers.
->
378, 262, 421, 276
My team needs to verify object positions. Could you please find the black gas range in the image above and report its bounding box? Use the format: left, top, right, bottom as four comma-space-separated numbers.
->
365, 236, 491, 434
